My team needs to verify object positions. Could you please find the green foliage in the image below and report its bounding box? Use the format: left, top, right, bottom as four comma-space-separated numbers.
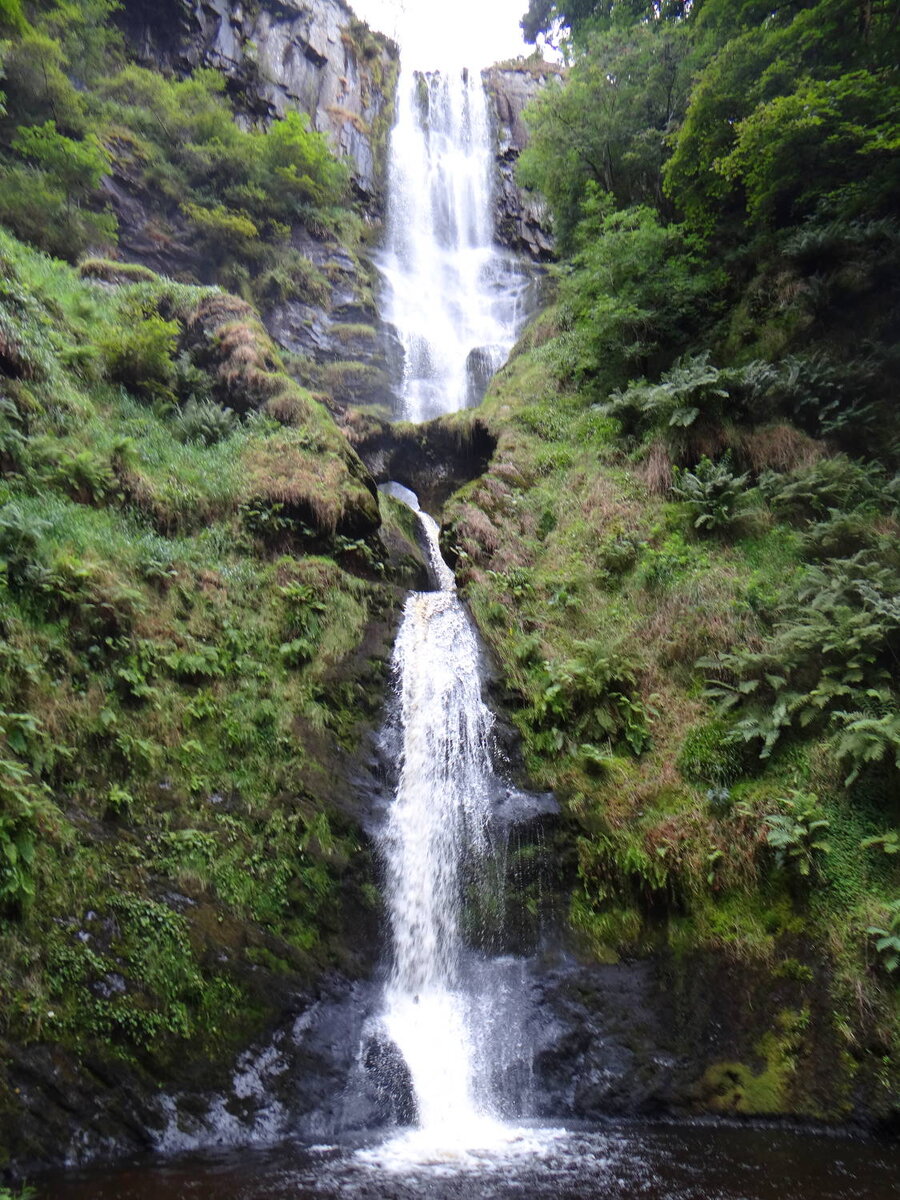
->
861, 832, 899, 857
0, 1186, 35, 1200
12, 120, 110, 197
671, 455, 750, 532
0, 228, 389, 1110
605, 352, 731, 440
519, 20, 692, 243
0, 163, 117, 259
557, 199, 720, 389
278, 581, 327, 666
0, 753, 40, 913
172, 400, 238, 447
523, 638, 650, 756
677, 718, 744, 787
830, 710, 900, 786
764, 792, 831, 878
99, 309, 178, 402
703, 550, 900, 771
867, 900, 900, 976
760, 455, 892, 522
716, 71, 900, 229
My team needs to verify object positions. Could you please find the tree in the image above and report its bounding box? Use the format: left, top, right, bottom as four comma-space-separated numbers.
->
12, 119, 110, 199
522, 1, 688, 44
519, 21, 692, 243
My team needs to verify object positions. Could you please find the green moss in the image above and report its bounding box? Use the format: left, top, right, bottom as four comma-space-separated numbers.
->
699, 1009, 810, 1115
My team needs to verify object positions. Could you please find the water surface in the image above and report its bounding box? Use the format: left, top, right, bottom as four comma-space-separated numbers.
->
36, 1122, 900, 1200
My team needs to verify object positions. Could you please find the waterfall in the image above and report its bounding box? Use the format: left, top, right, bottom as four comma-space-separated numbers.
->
378, 66, 533, 421
354, 0, 543, 1163
378, 494, 501, 1133
363, 487, 539, 1159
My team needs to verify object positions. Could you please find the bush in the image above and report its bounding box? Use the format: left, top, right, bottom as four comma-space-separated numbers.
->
172, 399, 238, 446
560, 198, 721, 391
671, 455, 751, 532
524, 638, 650, 757
0, 164, 117, 260
100, 311, 179, 401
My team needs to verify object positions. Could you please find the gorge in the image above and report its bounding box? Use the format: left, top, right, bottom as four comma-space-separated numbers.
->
0, 0, 898, 1196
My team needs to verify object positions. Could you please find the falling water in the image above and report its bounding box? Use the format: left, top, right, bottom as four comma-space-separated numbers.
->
378, 65, 534, 420
371, 487, 521, 1153
357, 0, 541, 1162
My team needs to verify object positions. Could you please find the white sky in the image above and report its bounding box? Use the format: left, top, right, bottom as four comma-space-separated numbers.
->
350, 0, 533, 68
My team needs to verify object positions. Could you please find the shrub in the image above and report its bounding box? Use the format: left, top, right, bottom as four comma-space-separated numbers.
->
671, 455, 750, 532
172, 399, 238, 446
524, 638, 650, 757
0, 502, 48, 585
100, 311, 179, 401
759, 454, 889, 521
12, 120, 110, 198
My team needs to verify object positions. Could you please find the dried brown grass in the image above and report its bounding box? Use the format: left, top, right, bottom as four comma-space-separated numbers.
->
455, 504, 500, 560
264, 389, 315, 427
244, 438, 345, 533
735, 423, 822, 473
635, 439, 673, 495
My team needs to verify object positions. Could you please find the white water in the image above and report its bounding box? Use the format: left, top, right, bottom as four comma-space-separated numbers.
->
377, 64, 533, 420
379, 505, 496, 1131
357, 0, 540, 1162
368, 494, 538, 1161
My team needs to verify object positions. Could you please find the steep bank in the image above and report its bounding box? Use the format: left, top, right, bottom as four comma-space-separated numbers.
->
0, 0, 414, 1174
117, 0, 399, 209
0, 226, 433, 1173
435, 0, 900, 1130
436, 322, 899, 1128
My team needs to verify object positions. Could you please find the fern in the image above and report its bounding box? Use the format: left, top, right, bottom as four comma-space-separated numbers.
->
764, 793, 831, 878
867, 899, 900, 974
831, 711, 900, 784
671, 455, 750, 532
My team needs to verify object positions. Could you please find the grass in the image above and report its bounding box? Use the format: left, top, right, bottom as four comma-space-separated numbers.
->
439, 313, 900, 1115
0, 227, 401, 1118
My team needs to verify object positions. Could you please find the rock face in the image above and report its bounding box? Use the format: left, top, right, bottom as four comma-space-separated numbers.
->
118, 0, 399, 207
484, 64, 558, 261
264, 227, 404, 414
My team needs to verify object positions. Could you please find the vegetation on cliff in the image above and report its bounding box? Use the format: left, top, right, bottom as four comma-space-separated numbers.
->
440, 0, 899, 1119
0, 0, 413, 1169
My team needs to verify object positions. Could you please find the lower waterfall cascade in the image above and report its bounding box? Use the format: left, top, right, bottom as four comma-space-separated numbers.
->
362, 483, 542, 1162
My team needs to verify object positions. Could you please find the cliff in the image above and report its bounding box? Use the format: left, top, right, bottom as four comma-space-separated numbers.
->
118, 0, 399, 208
484, 63, 557, 261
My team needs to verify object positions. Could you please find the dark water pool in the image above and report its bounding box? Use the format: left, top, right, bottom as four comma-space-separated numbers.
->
33, 1121, 900, 1200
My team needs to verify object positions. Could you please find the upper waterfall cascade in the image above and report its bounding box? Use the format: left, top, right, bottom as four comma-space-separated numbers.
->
378, 65, 534, 421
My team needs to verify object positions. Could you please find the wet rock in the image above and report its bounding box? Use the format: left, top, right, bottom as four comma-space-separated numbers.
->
483, 64, 558, 261
531, 961, 678, 1118
348, 415, 498, 513
466, 345, 505, 408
